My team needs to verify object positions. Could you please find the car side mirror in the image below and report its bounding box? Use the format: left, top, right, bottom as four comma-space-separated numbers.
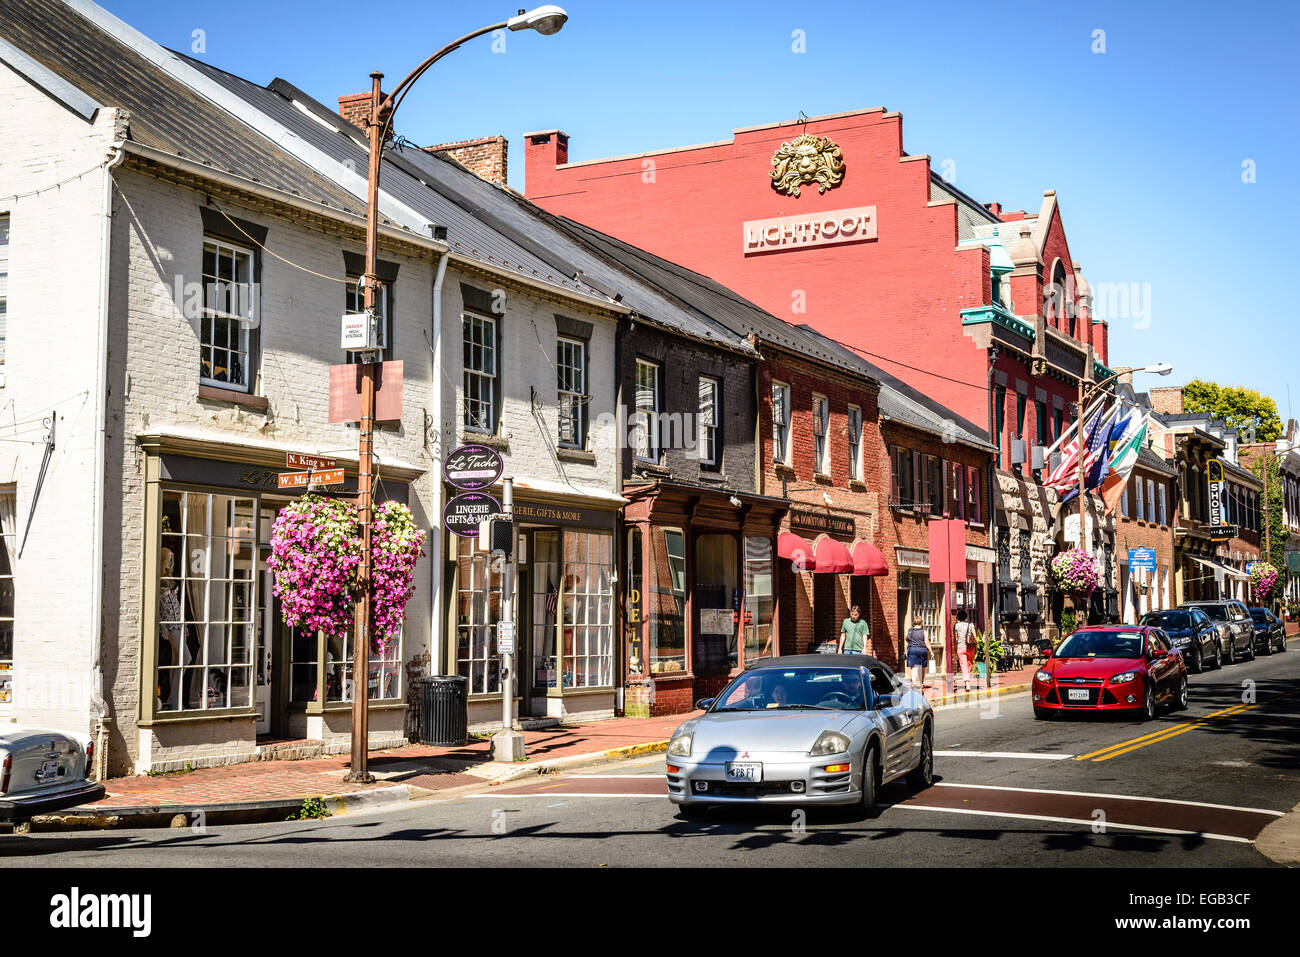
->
875, 693, 894, 709
694, 698, 714, 712
1042, 647, 1053, 659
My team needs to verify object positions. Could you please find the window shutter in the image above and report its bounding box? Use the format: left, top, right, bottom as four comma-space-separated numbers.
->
1158, 483, 1167, 525
913, 451, 924, 508
969, 466, 982, 524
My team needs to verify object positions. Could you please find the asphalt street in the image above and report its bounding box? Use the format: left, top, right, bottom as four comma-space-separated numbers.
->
5, 643, 1297, 868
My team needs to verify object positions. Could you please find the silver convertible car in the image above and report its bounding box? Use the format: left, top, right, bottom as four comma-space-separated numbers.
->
666, 654, 933, 818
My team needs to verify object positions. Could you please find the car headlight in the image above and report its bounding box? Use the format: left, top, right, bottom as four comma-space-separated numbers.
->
1108, 670, 1140, 684
668, 732, 693, 757
808, 731, 851, 757
1034, 670, 1053, 684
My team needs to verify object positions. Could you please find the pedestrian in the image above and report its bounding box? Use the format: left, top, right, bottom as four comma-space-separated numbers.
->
838, 604, 871, 654
953, 608, 978, 692
905, 616, 929, 688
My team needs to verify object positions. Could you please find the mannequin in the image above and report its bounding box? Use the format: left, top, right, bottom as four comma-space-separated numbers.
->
158, 548, 186, 710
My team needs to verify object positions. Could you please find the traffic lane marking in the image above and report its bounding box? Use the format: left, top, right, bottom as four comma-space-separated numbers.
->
901, 784, 1281, 841
894, 805, 1253, 844
934, 751, 1073, 760
484, 777, 669, 796
1074, 687, 1299, 762
929, 782, 1284, 817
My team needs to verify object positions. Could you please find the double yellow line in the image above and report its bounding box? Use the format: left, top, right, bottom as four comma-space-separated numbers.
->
1074, 688, 1299, 762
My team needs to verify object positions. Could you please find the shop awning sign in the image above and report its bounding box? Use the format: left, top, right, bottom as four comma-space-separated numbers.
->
443, 444, 504, 491
444, 491, 501, 538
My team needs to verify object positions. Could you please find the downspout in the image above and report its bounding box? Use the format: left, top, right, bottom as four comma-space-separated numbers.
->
90, 135, 127, 780
429, 249, 450, 676
987, 346, 1000, 670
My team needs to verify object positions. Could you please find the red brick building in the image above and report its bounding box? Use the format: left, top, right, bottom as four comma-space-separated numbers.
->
525, 109, 1115, 658
1113, 449, 1179, 622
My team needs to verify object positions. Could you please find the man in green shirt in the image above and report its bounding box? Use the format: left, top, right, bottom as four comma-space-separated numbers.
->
838, 604, 870, 654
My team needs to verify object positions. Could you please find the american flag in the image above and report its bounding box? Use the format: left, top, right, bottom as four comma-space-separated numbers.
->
1044, 402, 1114, 493
544, 580, 558, 617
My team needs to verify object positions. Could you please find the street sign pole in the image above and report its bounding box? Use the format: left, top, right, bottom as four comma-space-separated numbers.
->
493, 478, 525, 761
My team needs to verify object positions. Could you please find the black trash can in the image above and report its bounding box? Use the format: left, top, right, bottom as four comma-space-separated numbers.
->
417, 675, 468, 747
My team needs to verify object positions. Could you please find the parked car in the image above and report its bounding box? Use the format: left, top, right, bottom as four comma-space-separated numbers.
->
1031, 625, 1188, 721
1247, 607, 1287, 655
1180, 600, 1255, 664
0, 727, 104, 824
1139, 607, 1220, 672
665, 654, 933, 819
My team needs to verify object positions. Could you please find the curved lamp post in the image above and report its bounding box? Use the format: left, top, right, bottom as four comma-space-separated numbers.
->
347, 6, 568, 783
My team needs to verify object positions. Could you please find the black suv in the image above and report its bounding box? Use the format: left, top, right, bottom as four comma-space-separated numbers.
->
1139, 607, 1220, 672
1180, 600, 1255, 664
1247, 607, 1287, 655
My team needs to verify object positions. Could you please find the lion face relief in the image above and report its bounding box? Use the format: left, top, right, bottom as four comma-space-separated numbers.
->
770, 133, 845, 197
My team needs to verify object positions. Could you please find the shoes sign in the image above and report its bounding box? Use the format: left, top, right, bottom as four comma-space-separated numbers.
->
443, 443, 503, 491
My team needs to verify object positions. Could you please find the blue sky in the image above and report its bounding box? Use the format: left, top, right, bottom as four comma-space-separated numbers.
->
100, 0, 1300, 419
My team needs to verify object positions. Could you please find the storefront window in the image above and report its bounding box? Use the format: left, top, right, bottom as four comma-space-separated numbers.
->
696, 533, 739, 671
322, 623, 402, 703
0, 488, 13, 706
158, 491, 256, 712
914, 573, 941, 648
562, 531, 614, 688
743, 536, 775, 662
648, 527, 686, 673
457, 536, 502, 695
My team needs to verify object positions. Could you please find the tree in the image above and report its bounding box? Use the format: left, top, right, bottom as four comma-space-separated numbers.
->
1183, 379, 1283, 441
1249, 454, 1291, 598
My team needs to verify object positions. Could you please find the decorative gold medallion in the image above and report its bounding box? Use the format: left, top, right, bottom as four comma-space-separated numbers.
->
770, 133, 845, 197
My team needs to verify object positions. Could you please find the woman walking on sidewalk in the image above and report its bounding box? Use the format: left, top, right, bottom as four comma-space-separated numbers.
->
953, 608, 977, 692
905, 616, 929, 688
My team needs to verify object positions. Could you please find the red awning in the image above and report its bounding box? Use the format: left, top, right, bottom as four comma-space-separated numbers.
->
777, 531, 814, 567
812, 535, 854, 574
851, 540, 889, 577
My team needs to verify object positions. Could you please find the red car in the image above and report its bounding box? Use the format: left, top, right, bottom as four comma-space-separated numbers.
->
1032, 625, 1188, 721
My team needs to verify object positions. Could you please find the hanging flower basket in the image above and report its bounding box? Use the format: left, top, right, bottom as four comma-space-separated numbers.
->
267, 494, 426, 653
1251, 562, 1280, 602
1050, 547, 1100, 598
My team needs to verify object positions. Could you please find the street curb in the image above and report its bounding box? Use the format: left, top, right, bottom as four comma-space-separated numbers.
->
482, 740, 671, 785
1254, 801, 1300, 865
24, 784, 416, 833
929, 682, 1031, 711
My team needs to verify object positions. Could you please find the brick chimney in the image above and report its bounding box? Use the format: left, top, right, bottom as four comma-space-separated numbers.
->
424, 135, 509, 186
338, 92, 374, 130
524, 129, 569, 194
1150, 386, 1185, 416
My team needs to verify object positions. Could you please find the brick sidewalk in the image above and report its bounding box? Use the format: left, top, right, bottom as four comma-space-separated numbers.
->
90, 712, 694, 809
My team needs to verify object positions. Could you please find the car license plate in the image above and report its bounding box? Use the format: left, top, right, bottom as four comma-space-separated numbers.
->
36, 759, 60, 783
1067, 689, 1090, 702
725, 761, 762, 783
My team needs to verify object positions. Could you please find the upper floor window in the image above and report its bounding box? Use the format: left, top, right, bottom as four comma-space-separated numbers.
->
847, 405, 863, 482
1158, 482, 1168, 526
201, 238, 257, 391
0, 215, 8, 366
1052, 407, 1063, 444
994, 384, 1006, 469
463, 312, 498, 433
1146, 478, 1156, 524
927, 454, 945, 514
1136, 477, 1146, 521
698, 376, 720, 468
1013, 392, 1027, 477
947, 460, 965, 520
812, 395, 830, 474
772, 382, 791, 465
1121, 480, 1131, 518
634, 359, 660, 462
967, 465, 983, 525
891, 446, 915, 507
344, 277, 392, 363
557, 336, 586, 449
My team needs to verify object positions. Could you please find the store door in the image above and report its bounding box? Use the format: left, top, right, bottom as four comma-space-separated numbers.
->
529, 530, 561, 709
256, 569, 290, 739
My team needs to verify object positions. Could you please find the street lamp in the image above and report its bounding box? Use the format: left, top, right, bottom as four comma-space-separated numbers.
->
1074, 363, 1173, 556
346, 6, 568, 784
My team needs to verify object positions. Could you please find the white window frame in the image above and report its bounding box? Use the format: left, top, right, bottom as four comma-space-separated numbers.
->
557, 335, 586, 449
634, 359, 660, 463
200, 238, 257, 392
1136, 478, 1146, 521
1158, 482, 1168, 526
463, 311, 498, 433
772, 382, 791, 465
812, 394, 829, 474
847, 404, 862, 481
1146, 478, 1156, 525
698, 375, 719, 467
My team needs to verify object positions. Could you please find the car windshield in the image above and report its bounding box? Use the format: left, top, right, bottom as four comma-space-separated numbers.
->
1055, 630, 1145, 659
712, 667, 867, 712
1141, 611, 1190, 630
1191, 604, 1228, 621
1249, 609, 1268, 622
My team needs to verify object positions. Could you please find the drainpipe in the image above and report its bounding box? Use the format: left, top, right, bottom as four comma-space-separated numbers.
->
987, 347, 1000, 671
90, 135, 127, 780
429, 249, 450, 676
